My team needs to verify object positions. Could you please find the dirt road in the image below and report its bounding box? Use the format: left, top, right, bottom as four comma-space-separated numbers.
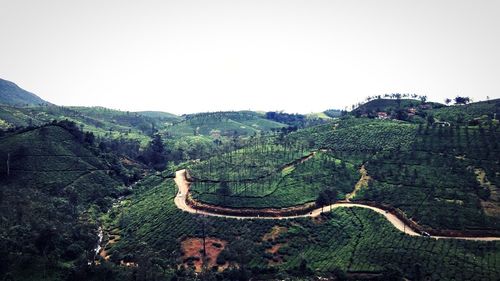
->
173, 169, 500, 241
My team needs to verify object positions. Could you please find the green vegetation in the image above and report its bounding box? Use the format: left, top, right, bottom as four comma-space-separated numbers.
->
0, 125, 124, 280
429, 99, 500, 125
100, 175, 500, 280
188, 115, 499, 231
357, 123, 500, 231
190, 150, 358, 208
289, 118, 417, 153
1, 79, 499, 281
165, 111, 287, 137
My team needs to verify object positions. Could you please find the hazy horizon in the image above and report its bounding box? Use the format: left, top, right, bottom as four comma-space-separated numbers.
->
1, 0, 499, 115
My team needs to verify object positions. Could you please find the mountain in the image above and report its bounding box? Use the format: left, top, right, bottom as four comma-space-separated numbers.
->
0, 78, 50, 106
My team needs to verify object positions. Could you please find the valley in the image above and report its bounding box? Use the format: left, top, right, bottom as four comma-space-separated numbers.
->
1, 78, 499, 280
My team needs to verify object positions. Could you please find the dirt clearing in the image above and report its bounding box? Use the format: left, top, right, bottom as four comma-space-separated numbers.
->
181, 237, 227, 272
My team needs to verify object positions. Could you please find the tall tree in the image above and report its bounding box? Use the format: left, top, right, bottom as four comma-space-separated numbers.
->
146, 133, 167, 170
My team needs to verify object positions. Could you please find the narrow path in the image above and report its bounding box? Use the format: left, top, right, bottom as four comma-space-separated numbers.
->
174, 169, 500, 241
346, 164, 370, 201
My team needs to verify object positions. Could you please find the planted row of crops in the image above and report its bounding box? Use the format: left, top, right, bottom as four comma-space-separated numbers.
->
357, 124, 500, 231
188, 143, 310, 181
109, 177, 500, 280
189, 150, 358, 208
287, 118, 417, 153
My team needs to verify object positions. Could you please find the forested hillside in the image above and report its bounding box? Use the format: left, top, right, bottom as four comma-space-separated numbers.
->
0, 124, 124, 280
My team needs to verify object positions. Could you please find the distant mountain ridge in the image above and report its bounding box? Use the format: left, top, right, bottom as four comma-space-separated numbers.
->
0, 78, 51, 106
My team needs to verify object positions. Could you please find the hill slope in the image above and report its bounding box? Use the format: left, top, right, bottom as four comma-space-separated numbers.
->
0, 125, 123, 279
101, 174, 500, 280
0, 78, 50, 106
429, 98, 500, 124
165, 111, 287, 137
0, 105, 182, 146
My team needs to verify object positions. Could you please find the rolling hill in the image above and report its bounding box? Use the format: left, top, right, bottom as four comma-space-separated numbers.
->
429, 98, 500, 124
165, 111, 287, 137
352, 98, 443, 115
1, 77, 499, 280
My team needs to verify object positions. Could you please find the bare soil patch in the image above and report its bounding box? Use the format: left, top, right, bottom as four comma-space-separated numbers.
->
346, 165, 371, 200
100, 227, 121, 260
475, 168, 500, 216
262, 226, 287, 241
262, 226, 288, 265
181, 237, 227, 272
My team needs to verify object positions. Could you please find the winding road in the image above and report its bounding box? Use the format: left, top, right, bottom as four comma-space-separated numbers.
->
174, 169, 500, 241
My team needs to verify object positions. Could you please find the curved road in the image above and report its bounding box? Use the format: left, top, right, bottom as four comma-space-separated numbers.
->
174, 170, 500, 241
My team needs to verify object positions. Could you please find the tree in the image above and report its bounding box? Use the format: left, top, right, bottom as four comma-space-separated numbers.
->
419, 95, 427, 103
145, 134, 167, 170
84, 132, 95, 145
426, 114, 435, 125
454, 96, 470, 105
217, 182, 231, 197
444, 98, 452, 105
316, 190, 335, 212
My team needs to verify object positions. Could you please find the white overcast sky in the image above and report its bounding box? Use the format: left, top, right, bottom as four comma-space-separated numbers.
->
0, 0, 499, 114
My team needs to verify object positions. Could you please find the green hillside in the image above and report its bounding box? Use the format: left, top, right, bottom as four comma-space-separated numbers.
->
188, 146, 358, 208
0, 78, 50, 106
353, 98, 443, 114
100, 174, 500, 280
0, 125, 124, 280
351, 97, 500, 126
1, 87, 499, 280
186, 116, 500, 232
0, 105, 182, 146
165, 111, 287, 137
137, 110, 181, 121
357, 122, 500, 231
428, 98, 500, 124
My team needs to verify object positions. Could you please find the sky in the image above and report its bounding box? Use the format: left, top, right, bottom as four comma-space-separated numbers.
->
0, 0, 499, 115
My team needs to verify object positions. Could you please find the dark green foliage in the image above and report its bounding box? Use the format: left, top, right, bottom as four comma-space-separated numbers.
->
265, 111, 325, 128
143, 133, 167, 170
323, 109, 343, 118
0, 125, 123, 279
